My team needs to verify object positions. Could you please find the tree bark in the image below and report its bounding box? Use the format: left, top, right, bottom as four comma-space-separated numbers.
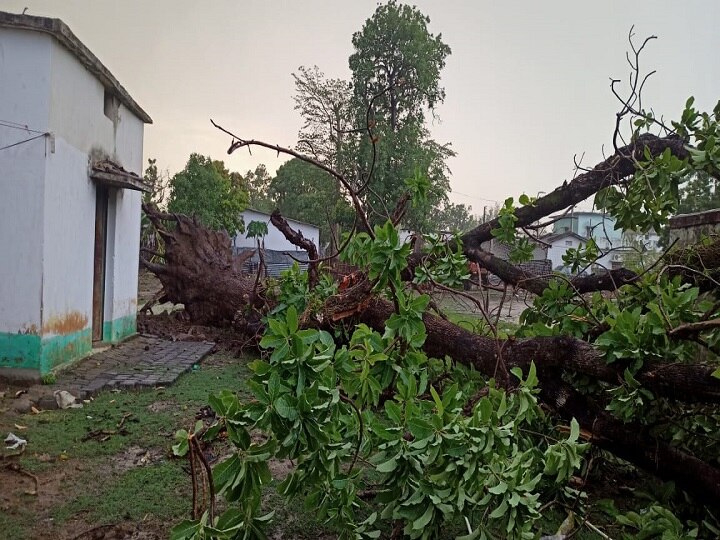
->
461, 134, 689, 250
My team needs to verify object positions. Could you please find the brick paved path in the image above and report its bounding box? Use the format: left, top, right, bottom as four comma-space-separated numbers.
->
30, 336, 215, 409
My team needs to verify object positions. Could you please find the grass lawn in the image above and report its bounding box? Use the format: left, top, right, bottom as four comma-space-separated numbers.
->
0, 352, 261, 539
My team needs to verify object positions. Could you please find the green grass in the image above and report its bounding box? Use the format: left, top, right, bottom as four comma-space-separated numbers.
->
162, 359, 251, 406
0, 508, 33, 540
10, 355, 251, 472
1, 351, 255, 539
262, 487, 336, 538
16, 395, 175, 471
53, 460, 190, 524
446, 311, 518, 338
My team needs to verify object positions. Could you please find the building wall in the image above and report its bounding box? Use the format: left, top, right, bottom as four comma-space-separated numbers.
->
41, 136, 95, 371
47, 40, 144, 356
0, 30, 51, 371
669, 209, 720, 248
0, 29, 145, 375
234, 209, 320, 252
547, 237, 583, 269
480, 240, 547, 262
554, 213, 623, 248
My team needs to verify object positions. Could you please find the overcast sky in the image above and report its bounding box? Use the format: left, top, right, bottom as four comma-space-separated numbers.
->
5, 1, 720, 213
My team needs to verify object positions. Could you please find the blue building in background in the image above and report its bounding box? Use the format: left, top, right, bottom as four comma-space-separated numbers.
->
544, 210, 660, 272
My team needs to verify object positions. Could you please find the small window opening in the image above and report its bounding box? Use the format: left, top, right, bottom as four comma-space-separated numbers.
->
104, 89, 119, 122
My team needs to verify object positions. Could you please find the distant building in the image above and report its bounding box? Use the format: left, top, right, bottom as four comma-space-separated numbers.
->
233, 209, 320, 277
542, 231, 593, 270
480, 239, 548, 262
547, 210, 660, 271
0, 12, 152, 378
552, 211, 623, 253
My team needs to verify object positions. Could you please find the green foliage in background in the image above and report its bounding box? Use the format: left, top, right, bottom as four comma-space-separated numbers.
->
168, 153, 248, 233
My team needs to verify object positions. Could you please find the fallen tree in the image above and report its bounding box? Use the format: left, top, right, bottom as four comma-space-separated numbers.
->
150, 45, 720, 540
144, 201, 720, 505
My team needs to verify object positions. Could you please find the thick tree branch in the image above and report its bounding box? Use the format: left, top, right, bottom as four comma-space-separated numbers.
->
540, 377, 720, 503
269, 210, 320, 288
460, 134, 689, 249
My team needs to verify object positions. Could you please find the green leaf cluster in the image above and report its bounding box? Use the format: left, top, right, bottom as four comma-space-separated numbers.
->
168, 154, 249, 233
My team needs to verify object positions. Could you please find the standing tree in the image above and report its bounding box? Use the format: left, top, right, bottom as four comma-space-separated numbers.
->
678, 171, 720, 214
243, 164, 275, 213
349, 1, 454, 230
429, 201, 479, 232
349, 1, 451, 131
167, 153, 248, 233
293, 65, 356, 174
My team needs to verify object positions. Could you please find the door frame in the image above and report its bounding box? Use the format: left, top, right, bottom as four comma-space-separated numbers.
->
92, 186, 109, 342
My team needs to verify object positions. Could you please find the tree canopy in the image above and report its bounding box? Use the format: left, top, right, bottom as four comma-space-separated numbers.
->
349, 1, 454, 230
678, 171, 720, 214
167, 153, 248, 233
243, 164, 275, 214
349, 0, 451, 131
293, 65, 355, 174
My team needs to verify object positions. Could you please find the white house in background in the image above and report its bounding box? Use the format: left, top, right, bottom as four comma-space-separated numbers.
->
232, 209, 321, 277
542, 231, 599, 270
480, 239, 548, 262
0, 12, 151, 379
233, 209, 320, 252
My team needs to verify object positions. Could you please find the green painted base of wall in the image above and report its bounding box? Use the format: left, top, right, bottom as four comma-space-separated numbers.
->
0, 333, 41, 370
0, 315, 136, 376
0, 328, 92, 375
102, 314, 137, 343
41, 329, 92, 374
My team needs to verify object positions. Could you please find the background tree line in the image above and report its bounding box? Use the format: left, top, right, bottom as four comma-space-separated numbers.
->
144, 0, 485, 250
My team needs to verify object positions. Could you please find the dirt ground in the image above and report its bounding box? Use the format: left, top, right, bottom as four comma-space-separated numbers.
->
0, 272, 242, 540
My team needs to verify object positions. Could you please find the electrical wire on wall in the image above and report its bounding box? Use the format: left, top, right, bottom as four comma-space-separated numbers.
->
0, 119, 50, 152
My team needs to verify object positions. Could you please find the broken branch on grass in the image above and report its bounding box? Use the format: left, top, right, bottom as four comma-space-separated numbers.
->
3, 462, 39, 495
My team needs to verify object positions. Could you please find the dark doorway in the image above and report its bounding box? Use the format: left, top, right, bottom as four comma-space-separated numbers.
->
92, 186, 109, 341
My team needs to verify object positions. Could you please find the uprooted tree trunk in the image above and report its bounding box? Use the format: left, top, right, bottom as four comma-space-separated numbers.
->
140, 206, 261, 325
140, 202, 720, 504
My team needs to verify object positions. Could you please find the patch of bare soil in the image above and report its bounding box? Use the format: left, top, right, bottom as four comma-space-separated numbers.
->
1, 457, 97, 539
145, 400, 174, 414
110, 446, 165, 473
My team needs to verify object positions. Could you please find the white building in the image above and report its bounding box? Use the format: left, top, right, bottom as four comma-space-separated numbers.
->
232, 209, 321, 277
0, 12, 151, 378
480, 239, 548, 262
542, 231, 599, 270
546, 210, 662, 272
233, 209, 320, 252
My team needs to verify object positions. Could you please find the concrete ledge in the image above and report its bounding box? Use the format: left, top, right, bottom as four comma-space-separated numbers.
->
669, 209, 720, 229
0, 367, 41, 386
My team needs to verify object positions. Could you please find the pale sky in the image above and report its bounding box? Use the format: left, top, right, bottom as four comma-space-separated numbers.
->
4, 1, 720, 213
